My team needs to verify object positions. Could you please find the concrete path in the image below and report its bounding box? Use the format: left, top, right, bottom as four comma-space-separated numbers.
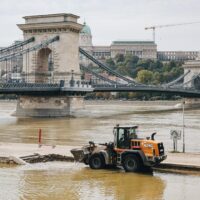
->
163, 152, 200, 167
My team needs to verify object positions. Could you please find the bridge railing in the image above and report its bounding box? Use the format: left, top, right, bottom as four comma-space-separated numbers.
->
63, 80, 93, 88
0, 82, 60, 88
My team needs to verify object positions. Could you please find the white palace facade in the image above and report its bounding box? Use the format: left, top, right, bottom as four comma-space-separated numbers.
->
79, 22, 198, 62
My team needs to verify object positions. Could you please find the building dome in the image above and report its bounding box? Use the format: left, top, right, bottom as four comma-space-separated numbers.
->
81, 22, 92, 35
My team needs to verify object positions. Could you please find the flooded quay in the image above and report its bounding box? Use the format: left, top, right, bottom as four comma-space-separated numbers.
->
0, 100, 200, 200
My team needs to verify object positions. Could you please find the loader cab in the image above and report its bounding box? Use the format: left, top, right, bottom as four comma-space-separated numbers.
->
113, 125, 138, 149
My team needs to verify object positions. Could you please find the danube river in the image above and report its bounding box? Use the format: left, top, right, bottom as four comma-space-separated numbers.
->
0, 100, 200, 200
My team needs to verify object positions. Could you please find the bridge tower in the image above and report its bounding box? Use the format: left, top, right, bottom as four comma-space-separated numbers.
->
183, 52, 200, 107
17, 13, 82, 83
15, 13, 85, 117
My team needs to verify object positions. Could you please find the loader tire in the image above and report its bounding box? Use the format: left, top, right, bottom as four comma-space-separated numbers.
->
89, 153, 105, 169
122, 154, 141, 172
83, 157, 89, 165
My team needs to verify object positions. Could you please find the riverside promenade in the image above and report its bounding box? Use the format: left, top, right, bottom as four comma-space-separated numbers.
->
0, 142, 200, 174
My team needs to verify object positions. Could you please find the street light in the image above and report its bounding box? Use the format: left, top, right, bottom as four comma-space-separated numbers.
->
70, 70, 75, 87
182, 99, 185, 153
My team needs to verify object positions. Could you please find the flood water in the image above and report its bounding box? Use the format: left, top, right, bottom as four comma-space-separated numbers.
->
0, 100, 200, 200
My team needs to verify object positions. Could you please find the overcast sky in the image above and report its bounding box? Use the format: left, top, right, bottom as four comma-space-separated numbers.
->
0, 0, 200, 51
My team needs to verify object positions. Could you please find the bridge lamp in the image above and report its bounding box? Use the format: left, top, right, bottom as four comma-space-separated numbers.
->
182, 99, 185, 153
70, 70, 75, 87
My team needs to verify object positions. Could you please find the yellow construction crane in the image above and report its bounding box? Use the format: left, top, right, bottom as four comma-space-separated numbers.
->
145, 21, 200, 43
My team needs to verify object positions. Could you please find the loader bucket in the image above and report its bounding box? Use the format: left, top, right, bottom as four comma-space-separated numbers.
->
70, 148, 85, 162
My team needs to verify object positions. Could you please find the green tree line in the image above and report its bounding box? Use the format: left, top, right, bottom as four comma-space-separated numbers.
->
86, 53, 184, 100
106, 53, 183, 85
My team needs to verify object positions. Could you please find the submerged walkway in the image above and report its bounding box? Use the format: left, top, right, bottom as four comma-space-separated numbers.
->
0, 142, 200, 174
154, 152, 200, 174
163, 152, 200, 166
0, 142, 75, 158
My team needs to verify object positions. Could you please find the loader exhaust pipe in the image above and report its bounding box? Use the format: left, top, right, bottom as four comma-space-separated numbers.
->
151, 132, 156, 140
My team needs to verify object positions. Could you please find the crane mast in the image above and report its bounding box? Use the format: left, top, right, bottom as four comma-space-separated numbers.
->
145, 21, 200, 42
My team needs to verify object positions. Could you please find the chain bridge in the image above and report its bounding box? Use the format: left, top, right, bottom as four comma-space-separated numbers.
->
0, 13, 200, 116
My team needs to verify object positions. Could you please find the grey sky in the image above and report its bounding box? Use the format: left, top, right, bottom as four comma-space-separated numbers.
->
0, 0, 200, 51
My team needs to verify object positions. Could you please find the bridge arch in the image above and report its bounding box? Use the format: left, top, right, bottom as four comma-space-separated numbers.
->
193, 76, 200, 90
35, 47, 52, 83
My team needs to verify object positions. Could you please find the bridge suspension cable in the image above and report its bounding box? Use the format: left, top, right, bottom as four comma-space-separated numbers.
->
163, 70, 191, 87
79, 47, 142, 85
181, 73, 200, 87
0, 37, 35, 55
0, 36, 59, 62
170, 73, 200, 89
80, 65, 119, 85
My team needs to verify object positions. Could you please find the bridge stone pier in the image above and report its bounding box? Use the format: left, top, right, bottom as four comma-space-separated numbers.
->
15, 13, 85, 117
15, 95, 85, 117
183, 52, 200, 108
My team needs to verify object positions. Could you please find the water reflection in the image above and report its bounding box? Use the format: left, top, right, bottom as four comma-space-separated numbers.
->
1, 162, 200, 200
18, 163, 165, 200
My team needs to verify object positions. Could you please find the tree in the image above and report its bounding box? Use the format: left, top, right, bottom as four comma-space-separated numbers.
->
106, 58, 116, 70
136, 59, 152, 69
104, 54, 184, 100
103, 92, 112, 99
116, 65, 129, 76
115, 54, 125, 63
136, 70, 154, 84
152, 72, 162, 85
95, 92, 104, 99
128, 92, 138, 99
124, 55, 139, 65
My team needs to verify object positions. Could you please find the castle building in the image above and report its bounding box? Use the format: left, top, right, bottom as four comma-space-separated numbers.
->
157, 51, 198, 61
79, 22, 157, 64
79, 22, 198, 63
79, 22, 93, 52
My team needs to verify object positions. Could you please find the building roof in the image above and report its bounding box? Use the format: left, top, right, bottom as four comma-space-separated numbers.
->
23, 13, 79, 20
81, 22, 92, 35
22, 13, 81, 25
112, 41, 155, 45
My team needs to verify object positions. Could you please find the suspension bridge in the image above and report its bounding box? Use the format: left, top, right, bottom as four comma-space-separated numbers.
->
0, 13, 199, 116
0, 44, 199, 97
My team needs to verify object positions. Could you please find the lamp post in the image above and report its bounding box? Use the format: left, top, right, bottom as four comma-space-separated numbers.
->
182, 99, 185, 153
70, 70, 75, 87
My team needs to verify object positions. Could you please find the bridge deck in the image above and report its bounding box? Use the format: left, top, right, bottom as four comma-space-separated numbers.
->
0, 83, 199, 97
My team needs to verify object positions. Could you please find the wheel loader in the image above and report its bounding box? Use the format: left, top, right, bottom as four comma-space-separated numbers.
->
71, 125, 167, 172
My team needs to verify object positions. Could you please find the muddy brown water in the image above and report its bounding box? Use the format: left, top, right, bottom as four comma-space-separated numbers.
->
0, 100, 200, 200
